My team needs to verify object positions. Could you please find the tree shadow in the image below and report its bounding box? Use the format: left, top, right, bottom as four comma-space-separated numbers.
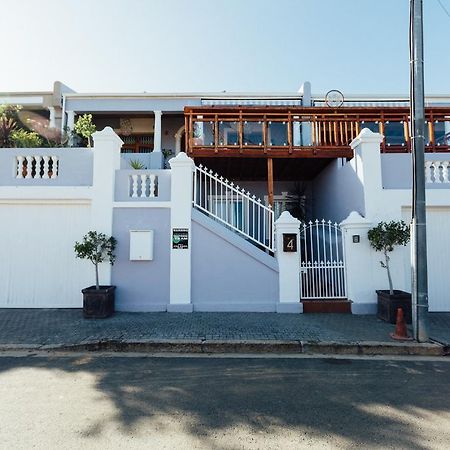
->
1, 355, 450, 448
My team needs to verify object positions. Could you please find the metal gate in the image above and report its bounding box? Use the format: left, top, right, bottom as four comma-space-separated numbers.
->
299, 220, 347, 299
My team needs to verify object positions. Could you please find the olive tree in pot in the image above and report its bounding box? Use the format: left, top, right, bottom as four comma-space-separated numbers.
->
368, 220, 411, 324
74, 231, 117, 319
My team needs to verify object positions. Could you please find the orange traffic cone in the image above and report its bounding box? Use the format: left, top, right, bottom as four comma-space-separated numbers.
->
390, 308, 413, 341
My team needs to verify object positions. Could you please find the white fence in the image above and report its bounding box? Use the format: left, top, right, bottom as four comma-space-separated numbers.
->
193, 164, 275, 252
129, 172, 158, 198
425, 160, 450, 184
16, 155, 59, 179
299, 220, 347, 299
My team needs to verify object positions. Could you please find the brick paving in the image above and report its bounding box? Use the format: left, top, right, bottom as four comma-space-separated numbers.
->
0, 309, 448, 347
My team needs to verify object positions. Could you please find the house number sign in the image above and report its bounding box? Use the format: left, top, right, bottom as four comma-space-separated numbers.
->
283, 233, 297, 252
172, 228, 189, 249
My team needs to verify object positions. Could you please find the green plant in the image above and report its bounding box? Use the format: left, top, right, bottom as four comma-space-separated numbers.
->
10, 129, 43, 148
129, 159, 146, 170
74, 231, 117, 290
0, 105, 21, 148
368, 220, 410, 295
74, 114, 96, 147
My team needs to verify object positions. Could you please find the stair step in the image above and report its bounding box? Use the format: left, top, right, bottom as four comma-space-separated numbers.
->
302, 299, 351, 314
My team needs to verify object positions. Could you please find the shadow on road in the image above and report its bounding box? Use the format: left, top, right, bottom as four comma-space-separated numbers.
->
1, 355, 449, 448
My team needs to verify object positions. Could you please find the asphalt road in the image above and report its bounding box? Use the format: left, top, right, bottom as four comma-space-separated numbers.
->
0, 353, 449, 449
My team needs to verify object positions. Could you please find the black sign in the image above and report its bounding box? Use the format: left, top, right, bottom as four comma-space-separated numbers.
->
283, 233, 297, 252
172, 228, 189, 249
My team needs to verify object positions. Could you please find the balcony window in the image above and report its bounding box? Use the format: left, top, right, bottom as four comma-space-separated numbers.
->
360, 121, 379, 133
434, 121, 450, 146
243, 121, 263, 146
193, 121, 215, 146
218, 121, 239, 146
384, 121, 406, 146
267, 121, 288, 146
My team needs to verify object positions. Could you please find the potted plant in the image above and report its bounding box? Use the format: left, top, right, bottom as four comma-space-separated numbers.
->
129, 158, 146, 170
74, 113, 96, 147
368, 220, 411, 324
74, 231, 117, 319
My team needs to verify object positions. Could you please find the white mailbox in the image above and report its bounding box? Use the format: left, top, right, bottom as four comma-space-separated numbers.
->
129, 230, 154, 261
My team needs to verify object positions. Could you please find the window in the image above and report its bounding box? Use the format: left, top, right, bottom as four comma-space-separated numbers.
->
243, 121, 263, 146
218, 121, 239, 146
360, 121, 380, 133
193, 121, 215, 146
384, 121, 406, 146
267, 121, 288, 146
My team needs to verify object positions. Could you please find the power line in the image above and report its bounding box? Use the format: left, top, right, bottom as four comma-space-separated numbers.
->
437, 0, 450, 19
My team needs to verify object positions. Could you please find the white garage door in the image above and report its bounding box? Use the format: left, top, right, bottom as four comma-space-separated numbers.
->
0, 203, 92, 308
403, 207, 450, 312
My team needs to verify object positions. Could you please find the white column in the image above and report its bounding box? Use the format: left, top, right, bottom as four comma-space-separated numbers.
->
340, 211, 375, 314
350, 128, 384, 221
153, 110, 162, 152
66, 110, 75, 131
48, 106, 56, 128
168, 152, 195, 312
91, 127, 123, 285
275, 211, 302, 313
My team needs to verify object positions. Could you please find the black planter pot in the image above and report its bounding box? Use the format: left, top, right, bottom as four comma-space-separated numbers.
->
376, 290, 412, 324
82, 285, 116, 319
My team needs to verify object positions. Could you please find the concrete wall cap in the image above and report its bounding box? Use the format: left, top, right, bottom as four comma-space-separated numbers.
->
275, 210, 301, 225
340, 211, 372, 228
92, 126, 124, 145
350, 128, 384, 149
169, 151, 195, 168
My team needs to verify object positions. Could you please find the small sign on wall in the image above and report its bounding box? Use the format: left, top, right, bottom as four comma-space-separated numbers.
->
172, 228, 189, 249
283, 233, 297, 252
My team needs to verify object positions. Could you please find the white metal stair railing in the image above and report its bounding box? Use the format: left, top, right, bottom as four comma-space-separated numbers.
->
299, 219, 347, 299
193, 164, 275, 252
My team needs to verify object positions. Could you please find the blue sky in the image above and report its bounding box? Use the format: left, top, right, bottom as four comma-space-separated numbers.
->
1, 0, 448, 95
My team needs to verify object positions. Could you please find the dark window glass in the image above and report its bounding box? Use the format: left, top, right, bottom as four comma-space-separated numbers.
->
360, 121, 379, 133
385, 122, 406, 146
243, 121, 263, 146
218, 121, 239, 146
267, 121, 288, 146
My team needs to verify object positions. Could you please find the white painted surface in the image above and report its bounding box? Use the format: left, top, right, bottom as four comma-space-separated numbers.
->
0, 203, 92, 307
129, 230, 154, 261
402, 207, 450, 312
153, 110, 162, 153
169, 152, 194, 307
275, 211, 301, 306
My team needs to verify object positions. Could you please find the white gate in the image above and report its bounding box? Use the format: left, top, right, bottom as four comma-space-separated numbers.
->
299, 220, 347, 299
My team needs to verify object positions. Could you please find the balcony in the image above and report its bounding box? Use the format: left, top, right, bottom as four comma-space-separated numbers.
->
184, 106, 450, 158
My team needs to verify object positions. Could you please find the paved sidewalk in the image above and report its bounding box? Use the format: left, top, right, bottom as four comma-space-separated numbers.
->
0, 309, 449, 347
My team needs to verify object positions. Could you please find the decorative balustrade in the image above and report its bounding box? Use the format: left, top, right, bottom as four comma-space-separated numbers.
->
193, 164, 275, 251
129, 172, 158, 198
425, 160, 450, 184
16, 155, 59, 179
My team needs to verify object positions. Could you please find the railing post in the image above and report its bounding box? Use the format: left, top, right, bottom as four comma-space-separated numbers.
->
275, 211, 302, 313
92, 127, 123, 285
168, 152, 195, 312
340, 211, 375, 314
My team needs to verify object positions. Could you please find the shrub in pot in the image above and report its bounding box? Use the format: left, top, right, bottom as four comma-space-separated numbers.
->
368, 220, 411, 324
74, 231, 117, 319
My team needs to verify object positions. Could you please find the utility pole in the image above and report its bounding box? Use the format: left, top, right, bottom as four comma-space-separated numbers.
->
410, 0, 428, 342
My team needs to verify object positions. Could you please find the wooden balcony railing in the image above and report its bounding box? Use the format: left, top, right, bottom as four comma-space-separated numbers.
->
184, 106, 450, 158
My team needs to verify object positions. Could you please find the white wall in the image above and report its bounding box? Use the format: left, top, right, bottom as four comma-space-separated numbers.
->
0, 202, 92, 307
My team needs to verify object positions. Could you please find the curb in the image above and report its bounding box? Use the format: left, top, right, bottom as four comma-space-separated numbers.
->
0, 339, 447, 357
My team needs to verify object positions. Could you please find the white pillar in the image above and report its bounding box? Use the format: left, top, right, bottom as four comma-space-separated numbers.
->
168, 152, 195, 312
275, 211, 302, 313
91, 127, 123, 285
340, 211, 376, 314
48, 106, 56, 128
350, 128, 384, 221
153, 110, 162, 152
66, 110, 75, 130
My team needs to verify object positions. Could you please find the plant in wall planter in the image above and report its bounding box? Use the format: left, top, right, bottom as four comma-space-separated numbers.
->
74, 231, 117, 319
368, 220, 411, 324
